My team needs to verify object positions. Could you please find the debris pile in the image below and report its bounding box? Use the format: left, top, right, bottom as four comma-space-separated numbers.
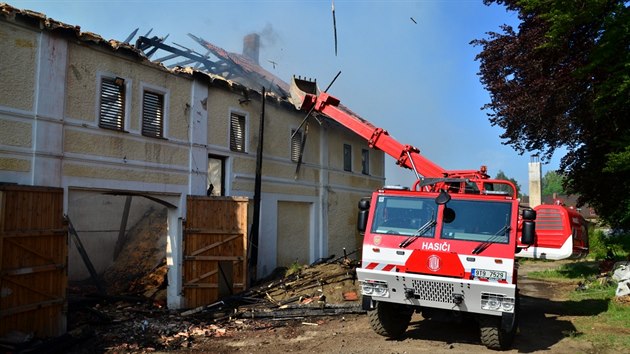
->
578, 259, 630, 305
612, 261, 630, 298
183, 254, 363, 321
101, 206, 168, 303
27, 255, 363, 353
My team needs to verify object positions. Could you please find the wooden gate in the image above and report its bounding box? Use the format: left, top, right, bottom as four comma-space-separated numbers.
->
183, 196, 248, 308
0, 185, 66, 337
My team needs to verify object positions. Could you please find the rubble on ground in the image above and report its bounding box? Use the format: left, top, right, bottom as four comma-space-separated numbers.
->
101, 206, 169, 304
612, 261, 630, 297
0, 255, 363, 353
579, 259, 630, 304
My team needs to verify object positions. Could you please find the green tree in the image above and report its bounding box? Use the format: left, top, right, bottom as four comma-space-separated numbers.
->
473, 0, 630, 228
494, 170, 524, 198
541, 170, 565, 196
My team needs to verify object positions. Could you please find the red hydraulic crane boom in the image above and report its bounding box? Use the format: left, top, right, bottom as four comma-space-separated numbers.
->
289, 76, 489, 181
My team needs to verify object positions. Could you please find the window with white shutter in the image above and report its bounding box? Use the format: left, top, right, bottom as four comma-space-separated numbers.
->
230, 112, 246, 152
142, 91, 164, 138
291, 129, 302, 162
99, 77, 126, 131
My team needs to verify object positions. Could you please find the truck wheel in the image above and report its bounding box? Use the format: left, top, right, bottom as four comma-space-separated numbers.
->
479, 311, 517, 350
367, 301, 413, 339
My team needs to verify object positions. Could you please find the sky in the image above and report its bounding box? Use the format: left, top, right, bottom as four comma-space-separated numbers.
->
8, 0, 564, 194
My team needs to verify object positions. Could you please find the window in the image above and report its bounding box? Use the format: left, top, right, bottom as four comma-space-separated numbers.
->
99, 76, 126, 131
207, 154, 226, 196
142, 90, 164, 138
440, 200, 512, 243
361, 149, 369, 175
343, 144, 352, 172
230, 112, 246, 152
291, 129, 303, 162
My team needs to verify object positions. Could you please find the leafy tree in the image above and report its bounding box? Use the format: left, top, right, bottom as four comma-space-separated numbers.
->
541, 170, 565, 196
494, 170, 524, 198
473, 1, 630, 228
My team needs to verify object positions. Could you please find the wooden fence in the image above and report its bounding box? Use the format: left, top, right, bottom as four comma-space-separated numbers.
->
183, 196, 248, 308
0, 185, 66, 338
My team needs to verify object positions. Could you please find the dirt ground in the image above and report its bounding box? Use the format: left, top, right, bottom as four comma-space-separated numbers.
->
183, 260, 603, 354
51, 259, 625, 354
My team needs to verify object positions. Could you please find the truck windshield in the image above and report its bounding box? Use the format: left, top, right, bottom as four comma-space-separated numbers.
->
371, 196, 437, 237
441, 200, 512, 243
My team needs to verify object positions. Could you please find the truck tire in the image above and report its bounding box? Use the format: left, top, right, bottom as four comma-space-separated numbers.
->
479, 310, 517, 350
367, 301, 413, 339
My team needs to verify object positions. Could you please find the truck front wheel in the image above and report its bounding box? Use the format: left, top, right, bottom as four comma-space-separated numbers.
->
479, 311, 517, 350
367, 301, 413, 339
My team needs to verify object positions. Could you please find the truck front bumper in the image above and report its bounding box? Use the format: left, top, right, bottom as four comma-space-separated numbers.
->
357, 268, 516, 317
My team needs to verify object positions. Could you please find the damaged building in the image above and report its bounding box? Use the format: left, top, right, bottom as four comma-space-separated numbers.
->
0, 3, 384, 337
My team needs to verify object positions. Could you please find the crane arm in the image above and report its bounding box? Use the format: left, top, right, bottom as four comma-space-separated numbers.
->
300, 90, 446, 177
289, 76, 489, 182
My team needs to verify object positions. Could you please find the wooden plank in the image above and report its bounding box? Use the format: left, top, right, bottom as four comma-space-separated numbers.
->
189, 234, 241, 256
184, 228, 242, 235
2, 275, 60, 300
67, 217, 105, 295
185, 269, 218, 285
1, 263, 65, 276
4, 237, 58, 265
183, 283, 219, 289
0, 298, 65, 318
0, 229, 67, 237
184, 256, 244, 261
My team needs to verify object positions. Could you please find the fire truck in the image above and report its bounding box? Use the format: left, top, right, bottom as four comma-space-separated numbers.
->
289, 77, 589, 350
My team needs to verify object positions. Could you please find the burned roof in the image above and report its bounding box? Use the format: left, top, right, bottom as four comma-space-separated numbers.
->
134, 33, 290, 99
0, 3, 286, 105
1, 3, 369, 126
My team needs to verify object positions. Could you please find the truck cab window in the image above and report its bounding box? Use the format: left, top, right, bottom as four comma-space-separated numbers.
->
371, 196, 437, 237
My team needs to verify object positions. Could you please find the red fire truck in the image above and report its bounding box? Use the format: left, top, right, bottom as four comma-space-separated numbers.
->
289, 77, 589, 350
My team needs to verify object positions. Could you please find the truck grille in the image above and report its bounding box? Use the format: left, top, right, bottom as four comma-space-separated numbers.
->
410, 279, 454, 303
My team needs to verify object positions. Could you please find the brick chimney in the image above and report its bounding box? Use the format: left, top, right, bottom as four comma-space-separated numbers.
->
243, 33, 260, 65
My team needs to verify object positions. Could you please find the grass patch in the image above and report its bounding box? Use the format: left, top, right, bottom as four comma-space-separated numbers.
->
572, 292, 630, 349
528, 261, 599, 280
529, 260, 630, 350
285, 261, 303, 277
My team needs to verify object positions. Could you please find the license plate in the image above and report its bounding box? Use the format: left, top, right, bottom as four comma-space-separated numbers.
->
472, 268, 507, 281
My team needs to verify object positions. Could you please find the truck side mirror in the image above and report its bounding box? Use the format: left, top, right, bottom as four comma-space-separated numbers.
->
522, 208, 536, 220
435, 189, 451, 205
357, 199, 370, 232
521, 220, 535, 245
521, 208, 536, 245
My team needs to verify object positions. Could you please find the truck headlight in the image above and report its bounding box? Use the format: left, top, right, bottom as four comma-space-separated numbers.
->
360, 280, 389, 298
481, 293, 515, 312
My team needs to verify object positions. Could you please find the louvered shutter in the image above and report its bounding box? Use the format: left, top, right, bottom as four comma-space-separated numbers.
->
230, 113, 245, 152
142, 91, 164, 138
291, 129, 302, 162
99, 77, 125, 130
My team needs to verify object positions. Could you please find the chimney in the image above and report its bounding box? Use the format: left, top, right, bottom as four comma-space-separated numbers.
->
528, 155, 542, 208
243, 33, 260, 65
